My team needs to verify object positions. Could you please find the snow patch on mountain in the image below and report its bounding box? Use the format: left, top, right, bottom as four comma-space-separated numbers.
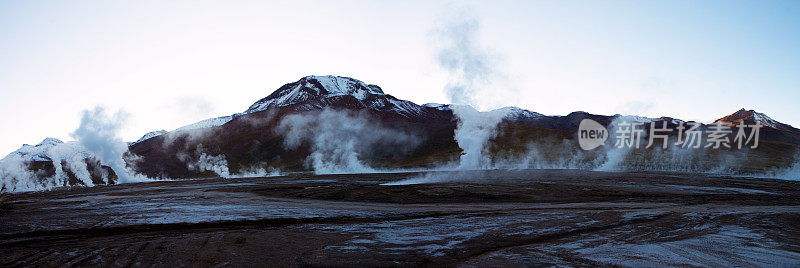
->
131, 116, 234, 146
423, 103, 449, 110
10, 138, 91, 163
495, 106, 544, 120
752, 112, 780, 128
129, 130, 168, 146
657, 117, 685, 125
614, 114, 656, 123
174, 115, 233, 132
423, 103, 543, 120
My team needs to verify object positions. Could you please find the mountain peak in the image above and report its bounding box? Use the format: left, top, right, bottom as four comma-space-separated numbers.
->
37, 138, 64, 147
245, 75, 388, 113
303, 75, 386, 95
716, 108, 782, 129
244, 75, 428, 119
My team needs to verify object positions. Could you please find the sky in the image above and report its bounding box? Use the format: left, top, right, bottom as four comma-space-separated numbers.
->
1, 0, 798, 156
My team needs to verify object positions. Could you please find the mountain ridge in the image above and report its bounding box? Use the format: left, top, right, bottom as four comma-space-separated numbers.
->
129, 75, 799, 147
121, 75, 800, 179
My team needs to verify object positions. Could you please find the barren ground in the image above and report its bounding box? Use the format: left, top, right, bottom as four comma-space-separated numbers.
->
1, 169, 799, 267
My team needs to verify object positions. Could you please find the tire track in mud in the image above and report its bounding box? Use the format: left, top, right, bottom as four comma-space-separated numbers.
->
62, 247, 105, 267
24, 248, 65, 266
454, 212, 673, 265
122, 242, 151, 268
3, 249, 55, 267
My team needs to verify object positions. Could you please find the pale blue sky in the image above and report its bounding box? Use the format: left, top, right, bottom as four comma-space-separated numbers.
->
1, 0, 798, 155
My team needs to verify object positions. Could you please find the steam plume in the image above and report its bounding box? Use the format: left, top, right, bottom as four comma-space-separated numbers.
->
0, 139, 107, 192
434, 12, 496, 107
451, 105, 509, 170
434, 8, 512, 170
759, 153, 800, 181
176, 146, 230, 177
228, 166, 282, 178
277, 109, 420, 174
1, 107, 149, 192
71, 107, 148, 183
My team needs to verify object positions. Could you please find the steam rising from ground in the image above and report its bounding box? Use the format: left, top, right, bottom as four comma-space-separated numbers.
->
413, 8, 755, 184
277, 109, 420, 174
496, 116, 749, 173
434, 8, 514, 171
175, 145, 283, 178
493, 139, 595, 170
1, 107, 149, 192
0, 140, 105, 192
773, 163, 800, 180
72, 107, 147, 183
177, 146, 230, 178
451, 106, 509, 170
386, 116, 771, 185
756, 154, 800, 181
227, 166, 282, 178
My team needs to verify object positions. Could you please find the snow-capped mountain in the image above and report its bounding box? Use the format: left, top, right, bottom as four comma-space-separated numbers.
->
133, 75, 545, 144
1, 138, 118, 192
9, 138, 89, 162
245, 75, 427, 118
716, 108, 787, 129
129, 75, 436, 145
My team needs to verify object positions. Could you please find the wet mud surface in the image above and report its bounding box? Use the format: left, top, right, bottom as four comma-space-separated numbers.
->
1, 169, 799, 267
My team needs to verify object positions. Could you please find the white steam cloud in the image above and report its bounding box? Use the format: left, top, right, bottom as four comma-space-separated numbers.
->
277, 109, 420, 174
434, 13, 497, 107
71, 107, 147, 183
177, 146, 230, 178
227, 165, 282, 178
773, 163, 800, 180
387, 115, 769, 185
451, 105, 509, 170
434, 8, 513, 171
757, 153, 800, 181
493, 139, 594, 170
1, 106, 149, 192
176, 146, 283, 178
0, 139, 108, 192
588, 117, 750, 173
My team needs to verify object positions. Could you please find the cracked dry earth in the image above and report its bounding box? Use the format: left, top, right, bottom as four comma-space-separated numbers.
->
1, 169, 799, 267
